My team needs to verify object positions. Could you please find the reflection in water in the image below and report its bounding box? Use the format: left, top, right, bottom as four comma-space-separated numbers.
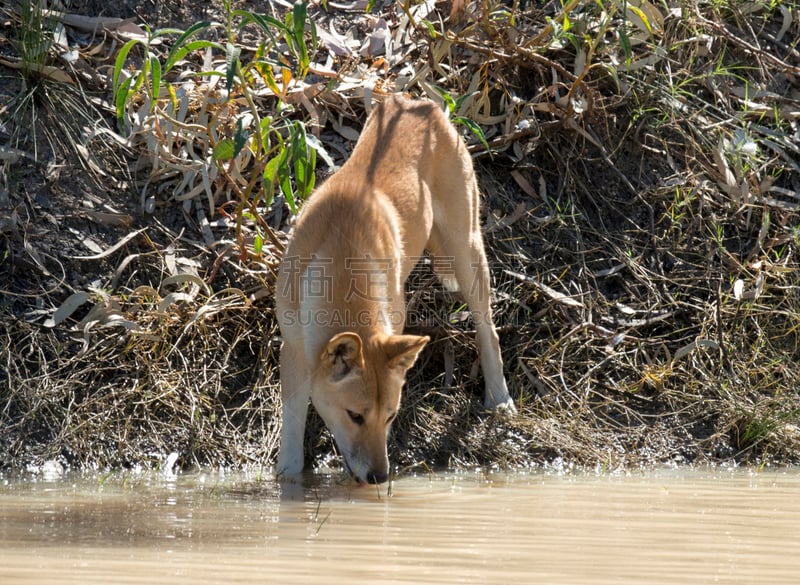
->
1, 468, 799, 584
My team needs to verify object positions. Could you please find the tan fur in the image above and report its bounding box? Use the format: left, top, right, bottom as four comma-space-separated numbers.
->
275, 96, 515, 484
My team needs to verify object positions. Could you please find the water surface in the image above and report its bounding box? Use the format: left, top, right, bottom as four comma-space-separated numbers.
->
1, 468, 798, 584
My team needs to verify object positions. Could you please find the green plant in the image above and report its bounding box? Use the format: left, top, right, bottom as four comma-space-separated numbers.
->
113, 1, 320, 259
432, 86, 491, 153
17, 1, 52, 76
3, 2, 118, 184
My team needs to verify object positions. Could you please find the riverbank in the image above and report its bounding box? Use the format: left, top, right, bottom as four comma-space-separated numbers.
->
2, 0, 799, 473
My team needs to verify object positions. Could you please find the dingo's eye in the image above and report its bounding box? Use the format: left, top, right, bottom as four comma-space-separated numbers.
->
347, 410, 365, 426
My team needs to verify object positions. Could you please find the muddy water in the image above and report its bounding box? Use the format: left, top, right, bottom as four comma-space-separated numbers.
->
1, 468, 798, 584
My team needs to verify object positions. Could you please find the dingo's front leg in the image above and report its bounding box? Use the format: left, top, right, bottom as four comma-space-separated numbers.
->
276, 343, 310, 476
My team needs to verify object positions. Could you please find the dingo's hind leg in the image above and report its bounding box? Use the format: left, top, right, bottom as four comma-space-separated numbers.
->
429, 209, 515, 413
455, 238, 515, 412
426, 227, 461, 293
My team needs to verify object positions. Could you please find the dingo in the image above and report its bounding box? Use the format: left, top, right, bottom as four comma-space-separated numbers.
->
275, 95, 515, 484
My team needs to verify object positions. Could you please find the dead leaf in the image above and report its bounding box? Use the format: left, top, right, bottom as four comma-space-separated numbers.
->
713, 139, 737, 187
487, 202, 528, 234
42, 10, 145, 37
317, 25, 355, 57
362, 18, 391, 58
160, 273, 212, 296
80, 211, 134, 228
157, 292, 196, 314
510, 171, 537, 198
45, 292, 92, 328
0, 58, 74, 84
68, 228, 147, 260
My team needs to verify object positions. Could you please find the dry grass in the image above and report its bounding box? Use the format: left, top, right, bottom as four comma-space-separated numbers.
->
1, 262, 280, 469
1, 0, 799, 473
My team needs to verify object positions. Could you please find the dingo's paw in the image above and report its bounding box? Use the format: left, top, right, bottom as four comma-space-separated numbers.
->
484, 393, 517, 415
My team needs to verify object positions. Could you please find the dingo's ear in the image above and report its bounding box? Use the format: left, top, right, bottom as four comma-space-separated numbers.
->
384, 335, 430, 370
322, 332, 364, 381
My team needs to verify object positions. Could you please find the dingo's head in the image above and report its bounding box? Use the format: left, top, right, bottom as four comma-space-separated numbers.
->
310, 331, 429, 485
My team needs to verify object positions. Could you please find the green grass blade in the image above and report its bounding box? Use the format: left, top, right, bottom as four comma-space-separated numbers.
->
163, 21, 213, 70
430, 85, 457, 115
303, 147, 316, 197
233, 10, 287, 41
627, 6, 653, 34
292, 2, 308, 44
112, 38, 142, 96
225, 42, 241, 93
618, 29, 632, 64
308, 11, 317, 55
263, 134, 287, 206
213, 138, 236, 161
290, 121, 316, 199
291, 1, 310, 77
114, 75, 135, 131
280, 167, 296, 213
149, 54, 161, 109
453, 116, 491, 154
164, 40, 223, 73
233, 118, 248, 157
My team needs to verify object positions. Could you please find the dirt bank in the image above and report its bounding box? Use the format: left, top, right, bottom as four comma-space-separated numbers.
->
2, 1, 799, 474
